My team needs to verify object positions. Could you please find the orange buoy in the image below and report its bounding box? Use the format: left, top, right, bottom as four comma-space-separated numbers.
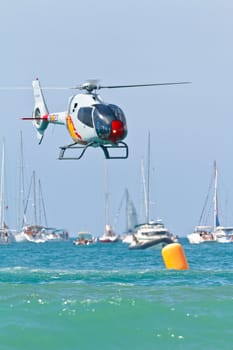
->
161, 243, 189, 270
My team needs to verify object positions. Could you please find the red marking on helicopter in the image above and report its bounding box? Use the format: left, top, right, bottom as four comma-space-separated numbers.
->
42, 114, 49, 121
109, 120, 125, 143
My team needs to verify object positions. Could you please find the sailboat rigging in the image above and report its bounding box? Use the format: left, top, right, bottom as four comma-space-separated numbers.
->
0, 141, 11, 244
14, 133, 69, 243
129, 133, 177, 249
187, 161, 233, 244
98, 160, 119, 243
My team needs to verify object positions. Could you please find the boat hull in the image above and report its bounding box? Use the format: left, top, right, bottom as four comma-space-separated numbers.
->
98, 237, 119, 243
128, 237, 174, 250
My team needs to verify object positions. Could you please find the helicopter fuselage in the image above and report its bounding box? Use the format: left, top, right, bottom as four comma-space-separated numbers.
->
64, 92, 127, 146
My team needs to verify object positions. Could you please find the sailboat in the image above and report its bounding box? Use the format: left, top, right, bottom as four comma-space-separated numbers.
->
98, 160, 119, 243
14, 133, 69, 243
16, 170, 47, 243
19, 172, 69, 243
14, 133, 27, 242
13, 136, 46, 243
187, 161, 233, 244
0, 142, 12, 244
121, 189, 138, 243
129, 133, 177, 250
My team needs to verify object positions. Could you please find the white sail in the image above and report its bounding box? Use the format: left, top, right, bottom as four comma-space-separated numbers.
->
125, 189, 138, 232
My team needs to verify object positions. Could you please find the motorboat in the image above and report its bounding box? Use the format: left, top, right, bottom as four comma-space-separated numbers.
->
133, 220, 177, 244
73, 231, 97, 245
42, 228, 69, 241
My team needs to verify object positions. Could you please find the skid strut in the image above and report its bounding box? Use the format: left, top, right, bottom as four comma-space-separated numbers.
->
58, 141, 128, 160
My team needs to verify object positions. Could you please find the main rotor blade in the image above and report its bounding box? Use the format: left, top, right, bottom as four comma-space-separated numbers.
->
0, 81, 191, 91
0, 86, 70, 90
99, 82, 191, 89
0, 87, 32, 90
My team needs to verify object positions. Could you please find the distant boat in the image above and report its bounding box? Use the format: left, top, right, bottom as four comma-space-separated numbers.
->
73, 231, 97, 246
186, 225, 215, 244
131, 219, 177, 245
43, 227, 69, 241
187, 161, 233, 244
129, 133, 177, 249
20, 224, 47, 244
98, 224, 119, 243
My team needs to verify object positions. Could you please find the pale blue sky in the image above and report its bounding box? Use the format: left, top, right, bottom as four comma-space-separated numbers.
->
0, 0, 233, 236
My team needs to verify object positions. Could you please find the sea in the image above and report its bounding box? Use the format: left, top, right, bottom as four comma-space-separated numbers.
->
0, 238, 232, 350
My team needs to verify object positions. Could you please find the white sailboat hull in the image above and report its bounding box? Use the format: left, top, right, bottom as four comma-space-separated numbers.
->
187, 232, 215, 244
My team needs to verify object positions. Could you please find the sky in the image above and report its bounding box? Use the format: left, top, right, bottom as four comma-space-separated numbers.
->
0, 0, 233, 237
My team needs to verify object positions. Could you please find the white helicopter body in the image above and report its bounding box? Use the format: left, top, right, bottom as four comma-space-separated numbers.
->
30, 79, 128, 159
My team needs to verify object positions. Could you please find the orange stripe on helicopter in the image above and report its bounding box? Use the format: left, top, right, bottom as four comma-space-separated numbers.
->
66, 115, 82, 141
50, 114, 56, 123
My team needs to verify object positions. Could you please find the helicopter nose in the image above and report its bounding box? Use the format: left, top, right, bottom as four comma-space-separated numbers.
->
109, 120, 125, 143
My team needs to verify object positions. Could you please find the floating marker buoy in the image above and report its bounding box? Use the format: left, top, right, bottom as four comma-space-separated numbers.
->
161, 243, 189, 270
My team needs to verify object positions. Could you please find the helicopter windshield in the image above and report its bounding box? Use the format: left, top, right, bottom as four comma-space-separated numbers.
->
93, 103, 127, 142
93, 104, 116, 139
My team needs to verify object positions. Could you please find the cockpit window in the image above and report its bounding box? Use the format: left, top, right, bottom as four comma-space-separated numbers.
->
93, 104, 115, 139
94, 104, 115, 123
93, 103, 127, 140
77, 107, 93, 127
108, 104, 126, 124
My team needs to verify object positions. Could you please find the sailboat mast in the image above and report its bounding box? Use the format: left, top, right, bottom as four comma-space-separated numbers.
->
0, 142, 5, 230
39, 179, 48, 227
146, 132, 151, 223
125, 188, 129, 232
33, 171, 37, 225
17, 132, 25, 230
213, 160, 218, 231
104, 160, 109, 233
141, 159, 147, 222
141, 133, 151, 224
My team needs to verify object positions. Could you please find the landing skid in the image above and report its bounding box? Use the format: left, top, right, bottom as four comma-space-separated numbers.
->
58, 141, 128, 160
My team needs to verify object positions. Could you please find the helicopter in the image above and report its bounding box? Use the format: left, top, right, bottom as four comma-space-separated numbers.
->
22, 79, 190, 160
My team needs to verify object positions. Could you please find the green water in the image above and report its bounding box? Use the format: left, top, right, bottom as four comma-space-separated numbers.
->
0, 240, 232, 349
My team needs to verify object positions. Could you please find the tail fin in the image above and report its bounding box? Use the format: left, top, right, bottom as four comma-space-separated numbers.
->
32, 79, 49, 144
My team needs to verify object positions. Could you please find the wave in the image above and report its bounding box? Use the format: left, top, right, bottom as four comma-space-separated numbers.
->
0, 265, 233, 287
